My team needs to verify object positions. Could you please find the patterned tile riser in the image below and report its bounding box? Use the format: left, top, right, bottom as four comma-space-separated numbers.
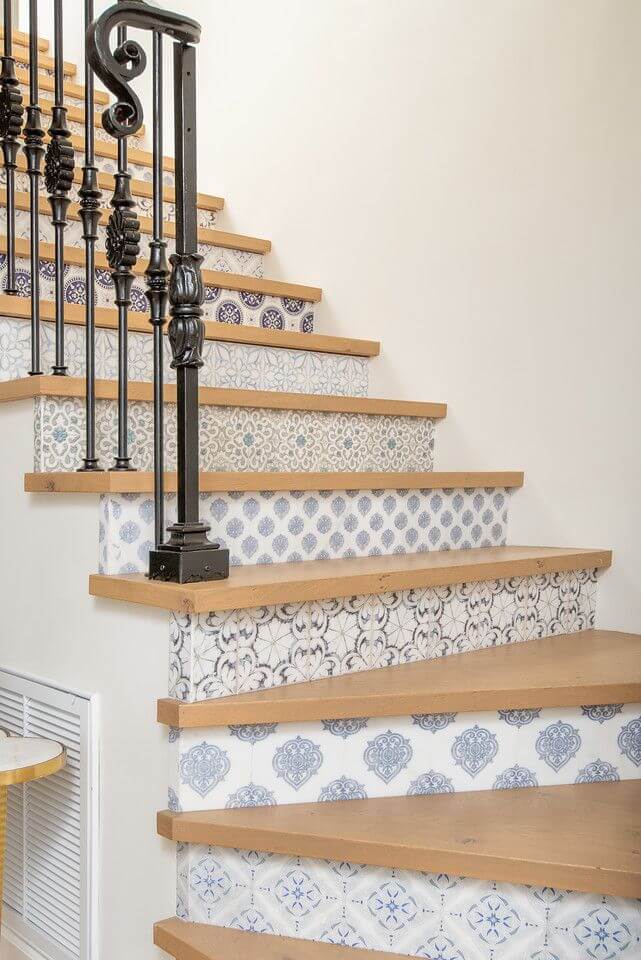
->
97, 156, 174, 186
0, 256, 314, 332
0, 207, 264, 277
0, 318, 367, 396
66, 117, 145, 152
34, 397, 435, 474
170, 704, 641, 812
169, 570, 598, 702
0, 169, 218, 227
175, 843, 641, 960
100, 488, 509, 575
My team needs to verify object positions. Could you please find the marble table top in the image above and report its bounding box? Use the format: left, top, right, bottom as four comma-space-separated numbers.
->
0, 735, 65, 786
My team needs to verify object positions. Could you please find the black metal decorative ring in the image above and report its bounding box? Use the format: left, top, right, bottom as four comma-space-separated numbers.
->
106, 208, 142, 270
44, 137, 75, 195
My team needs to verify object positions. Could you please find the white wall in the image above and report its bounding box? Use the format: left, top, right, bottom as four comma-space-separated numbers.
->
186, 0, 641, 631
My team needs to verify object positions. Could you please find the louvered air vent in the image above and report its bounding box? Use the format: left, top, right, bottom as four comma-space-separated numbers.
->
0, 670, 97, 960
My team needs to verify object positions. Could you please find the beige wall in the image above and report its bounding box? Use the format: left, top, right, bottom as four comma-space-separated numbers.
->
189, 0, 641, 630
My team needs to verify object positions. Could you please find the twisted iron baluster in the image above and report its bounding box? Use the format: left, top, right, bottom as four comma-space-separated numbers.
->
0, 0, 24, 296
23, 0, 44, 374
45, 0, 74, 375
78, 0, 102, 471
145, 30, 169, 545
106, 17, 140, 471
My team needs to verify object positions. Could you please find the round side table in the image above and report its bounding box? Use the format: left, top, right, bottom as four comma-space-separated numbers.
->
0, 736, 66, 926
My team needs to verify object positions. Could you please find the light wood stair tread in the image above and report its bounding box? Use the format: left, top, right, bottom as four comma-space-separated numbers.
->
154, 918, 409, 960
89, 545, 612, 614
10, 41, 75, 75
157, 629, 639, 727
14, 153, 224, 211
67, 132, 174, 173
0, 295, 376, 356
25, 470, 521, 495
1, 235, 322, 302
157, 779, 641, 898
0, 187, 270, 253
35, 91, 146, 138
0, 29, 49, 52
15, 63, 110, 105
0, 375, 444, 418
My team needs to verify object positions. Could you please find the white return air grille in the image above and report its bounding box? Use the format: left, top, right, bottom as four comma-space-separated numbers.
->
0, 670, 97, 960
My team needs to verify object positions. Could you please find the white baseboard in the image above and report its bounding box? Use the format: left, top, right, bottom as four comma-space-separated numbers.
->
1, 927, 53, 960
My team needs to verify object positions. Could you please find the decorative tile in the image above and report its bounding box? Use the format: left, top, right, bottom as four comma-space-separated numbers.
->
33, 397, 435, 474
98, 488, 509, 575
0, 318, 366, 394
171, 704, 641, 812
177, 844, 641, 957
168, 570, 598, 702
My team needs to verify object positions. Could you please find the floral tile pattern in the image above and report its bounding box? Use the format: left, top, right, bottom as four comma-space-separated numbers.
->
34, 397, 435, 474
168, 569, 598, 701
0, 255, 315, 332
98, 487, 509, 574
176, 844, 641, 959
170, 704, 640, 811
0, 319, 366, 394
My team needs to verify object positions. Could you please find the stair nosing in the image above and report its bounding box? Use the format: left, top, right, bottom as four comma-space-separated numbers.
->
88, 546, 612, 613
0, 29, 49, 53
14, 63, 110, 104
156, 629, 640, 727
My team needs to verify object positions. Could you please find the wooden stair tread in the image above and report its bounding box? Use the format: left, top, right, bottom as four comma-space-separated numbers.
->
1, 236, 322, 302
155, 919, 408, 960
14, 63, 110, 105
0, 295, 376, 357
25, 470, 521, 495
154, 918, 408, 960
1, 187, 270, 253
68, 132, 174, 173
32, 93, 146, 138
89, 545, 612, 614
157, 629, 639, 727
157, 780, 641, 898
0, 29, 49, 52
13, 153, 224, 212
0, 375, 444, 418
11, 42, 75, 75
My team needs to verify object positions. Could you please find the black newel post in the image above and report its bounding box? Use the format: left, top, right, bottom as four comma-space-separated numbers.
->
87, 0, 229, 583
24, 0, 44, 374
0, 0, 24, 295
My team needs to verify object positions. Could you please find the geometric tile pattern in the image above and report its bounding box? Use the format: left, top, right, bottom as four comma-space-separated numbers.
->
168, 569, 598, 701
33, 397, 436, 473
171, 703, 641, 811
99, 487, 509, 574
176, 844, 641, 958
0, 318, 367, 395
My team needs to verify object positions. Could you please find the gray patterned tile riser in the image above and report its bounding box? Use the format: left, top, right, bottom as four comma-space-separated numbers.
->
99, 488, 509, 575
0, 318, 367, 396
0, 169, 217, 226
171, 704, 641, 812
66, 116, 145, 151
34, 397, 435, 474
0, 207, 262, 276
97, 156, 173, 187
169, 570, 598, 702
176, 844, 641, 959
0, 257, 314, 332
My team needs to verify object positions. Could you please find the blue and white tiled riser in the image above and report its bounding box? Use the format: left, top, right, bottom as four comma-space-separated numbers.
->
66, 116, 145, 152
169, 570, 598, 701
171, 705, 641, 812
0, 257, 315, 333
176, 845, 641, 959
0, 207, 264, 277
34, 398, 435, 473
99, 488, 509, 574
0, 318, 367, 395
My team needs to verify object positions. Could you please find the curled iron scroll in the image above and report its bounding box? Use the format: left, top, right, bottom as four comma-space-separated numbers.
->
86, 0, 201, 138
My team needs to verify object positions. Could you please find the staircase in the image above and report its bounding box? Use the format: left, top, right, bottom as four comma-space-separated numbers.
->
0, 9, 640, 960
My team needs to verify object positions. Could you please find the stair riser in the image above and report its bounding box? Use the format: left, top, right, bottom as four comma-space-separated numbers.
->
0, 257, 315, 332
175, 844, 641, 958
0, 207, 264, 277
1, 169, 218, 226
97, 154, 171, 186
34, 398, 435, 474
170, 703, 641, 812
0, 318, 368, 395
168, 569, 597, 702
100, 487, 508, 575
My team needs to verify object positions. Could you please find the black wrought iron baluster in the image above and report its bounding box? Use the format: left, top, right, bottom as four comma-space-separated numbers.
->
145, 30, 169, 545
87, 0, 229, 583
23, 0, 44, 374
45, 0, 74, 375
78, 0, 102, 471
106, 18, 140, 471
0, 0, 24, 295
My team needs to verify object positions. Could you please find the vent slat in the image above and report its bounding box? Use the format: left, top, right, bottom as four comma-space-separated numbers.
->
26, 869, 80, 919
